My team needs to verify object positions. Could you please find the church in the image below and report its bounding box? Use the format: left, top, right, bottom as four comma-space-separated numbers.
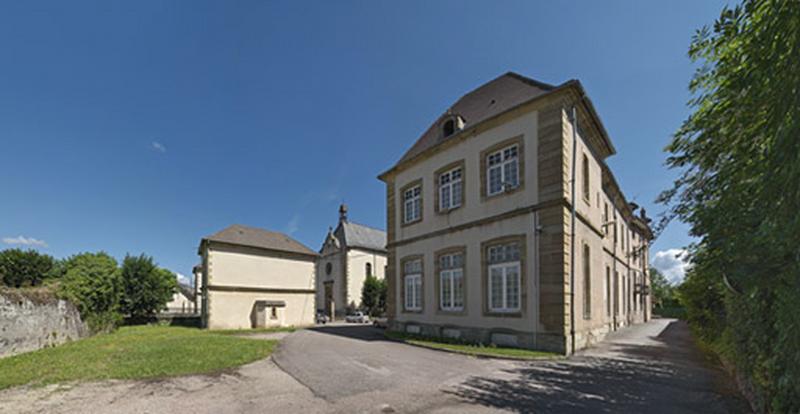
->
316, 205, 387, 319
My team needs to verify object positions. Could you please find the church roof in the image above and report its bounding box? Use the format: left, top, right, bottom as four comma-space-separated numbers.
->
203, 224, 317, 257
335, 221, 386, 253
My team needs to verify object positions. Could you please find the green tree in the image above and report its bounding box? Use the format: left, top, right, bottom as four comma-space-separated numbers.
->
361, 275, 387, 317
659, 1, 800, 411
119, 254, 177, 318
0, 249, 57, 288
649, 267, 672, 309
59, 252, 122, 332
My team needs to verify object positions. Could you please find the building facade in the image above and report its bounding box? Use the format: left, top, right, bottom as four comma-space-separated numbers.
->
316, 205, 387, 318
378, 72, 653, 354
198, 224, 317, 329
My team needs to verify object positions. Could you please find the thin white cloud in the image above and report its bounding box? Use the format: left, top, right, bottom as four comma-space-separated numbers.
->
151, 141, 167, 153
2, 236, 48, 248
651, 248, 691, 284
175, 272, 193, 287
286, 214, 300, 235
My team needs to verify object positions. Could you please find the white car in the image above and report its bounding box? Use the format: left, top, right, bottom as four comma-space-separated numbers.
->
345, 311, 370, 323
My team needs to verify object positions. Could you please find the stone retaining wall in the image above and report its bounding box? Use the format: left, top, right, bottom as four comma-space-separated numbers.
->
0, 288, 88, 358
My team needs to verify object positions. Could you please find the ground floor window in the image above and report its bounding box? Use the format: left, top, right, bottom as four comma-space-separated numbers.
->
486, 242, 521, 312
439, 252, 464, 311
404, 258, 422, 311
488, 262, 520, 312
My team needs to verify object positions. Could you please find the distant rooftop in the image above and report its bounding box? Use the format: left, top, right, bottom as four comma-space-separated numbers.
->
337, 221, 386, 253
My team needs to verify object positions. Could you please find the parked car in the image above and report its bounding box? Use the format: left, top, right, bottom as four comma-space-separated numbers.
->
345, 311, 369, 323
372, 317, 388, 329
316, 312, 330, 324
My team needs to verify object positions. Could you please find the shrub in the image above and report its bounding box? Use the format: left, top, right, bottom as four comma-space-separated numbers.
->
360, 275, 387, 317
119, 254, 177, 318
0, 249, 57, 288
58, 252, 122, 333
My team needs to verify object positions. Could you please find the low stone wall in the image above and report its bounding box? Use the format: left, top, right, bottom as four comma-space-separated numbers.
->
389, 320, 567, 354
0, 288, 89, 358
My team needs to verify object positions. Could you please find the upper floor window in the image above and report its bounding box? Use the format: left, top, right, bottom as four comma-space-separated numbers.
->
366, 263, 372, 277
487, 242, 521, 312
403, 259, 422, 311
487, 145, 519, 196
403, 184, 421, 224
582, 153, 590, 202
439, 252, 464, 311
439, 167, 462, 211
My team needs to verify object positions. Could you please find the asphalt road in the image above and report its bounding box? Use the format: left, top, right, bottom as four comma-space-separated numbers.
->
1, 318, 750, 413
274, 319, 751, 413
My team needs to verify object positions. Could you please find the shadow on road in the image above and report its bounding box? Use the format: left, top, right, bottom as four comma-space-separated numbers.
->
308, 324, 389, 342
445, 320, 751, 414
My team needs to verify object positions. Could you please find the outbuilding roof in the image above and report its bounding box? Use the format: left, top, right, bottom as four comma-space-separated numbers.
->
203, 224, 317, 257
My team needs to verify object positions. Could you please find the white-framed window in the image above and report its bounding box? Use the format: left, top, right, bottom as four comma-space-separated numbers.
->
487, 243, 521, 312
404, 259, 422, 311
486, 144, 519, 196
403, 185, 421, 224
439, 252, 464, 311
439, 167, 463, 211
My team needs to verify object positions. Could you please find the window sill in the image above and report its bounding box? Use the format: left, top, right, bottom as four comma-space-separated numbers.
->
484, 185, 522, 200
400, 218, 422, 228
484, 310, 522, 318
436, 205, 462, 215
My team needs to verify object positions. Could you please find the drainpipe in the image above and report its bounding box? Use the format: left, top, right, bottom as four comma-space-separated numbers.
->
569, 106, 578, 355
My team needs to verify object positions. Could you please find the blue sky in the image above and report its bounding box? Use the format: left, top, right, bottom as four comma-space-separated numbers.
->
0, 1, 728, 283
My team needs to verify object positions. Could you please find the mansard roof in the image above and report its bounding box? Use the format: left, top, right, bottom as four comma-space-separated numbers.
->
379, 71, 617, 180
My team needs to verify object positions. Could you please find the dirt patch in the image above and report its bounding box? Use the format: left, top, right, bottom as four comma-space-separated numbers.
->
0, 358, 326, 414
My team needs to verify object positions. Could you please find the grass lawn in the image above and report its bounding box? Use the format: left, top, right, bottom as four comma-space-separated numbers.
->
0, 325, 276, 390
385, 331, 560, 360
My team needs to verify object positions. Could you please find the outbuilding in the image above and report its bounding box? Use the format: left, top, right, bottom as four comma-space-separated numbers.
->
198, 224, 317, 329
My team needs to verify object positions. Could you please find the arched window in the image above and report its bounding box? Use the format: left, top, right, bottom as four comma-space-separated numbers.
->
442, 119, 455, 137
366, 263, 373, 277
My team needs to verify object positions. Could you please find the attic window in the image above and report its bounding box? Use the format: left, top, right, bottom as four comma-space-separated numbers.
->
442, 119, 455, 137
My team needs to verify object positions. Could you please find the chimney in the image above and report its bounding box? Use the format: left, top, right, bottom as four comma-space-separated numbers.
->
339, 204, 348, 223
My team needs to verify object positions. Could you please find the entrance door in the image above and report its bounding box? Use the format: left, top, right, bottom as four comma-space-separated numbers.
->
324, 281, 334, 318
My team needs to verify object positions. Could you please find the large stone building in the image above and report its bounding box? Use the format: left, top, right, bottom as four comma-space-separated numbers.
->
198, 224, 317, 329
317, 205, 387, 318
378, 72, 653, 354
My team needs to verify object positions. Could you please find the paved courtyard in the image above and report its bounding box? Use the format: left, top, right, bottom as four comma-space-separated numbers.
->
0, 318, 750, 413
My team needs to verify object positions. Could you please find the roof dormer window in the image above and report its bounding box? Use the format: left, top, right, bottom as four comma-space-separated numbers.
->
441, 115, 464, 139
442, 119, 455, 137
